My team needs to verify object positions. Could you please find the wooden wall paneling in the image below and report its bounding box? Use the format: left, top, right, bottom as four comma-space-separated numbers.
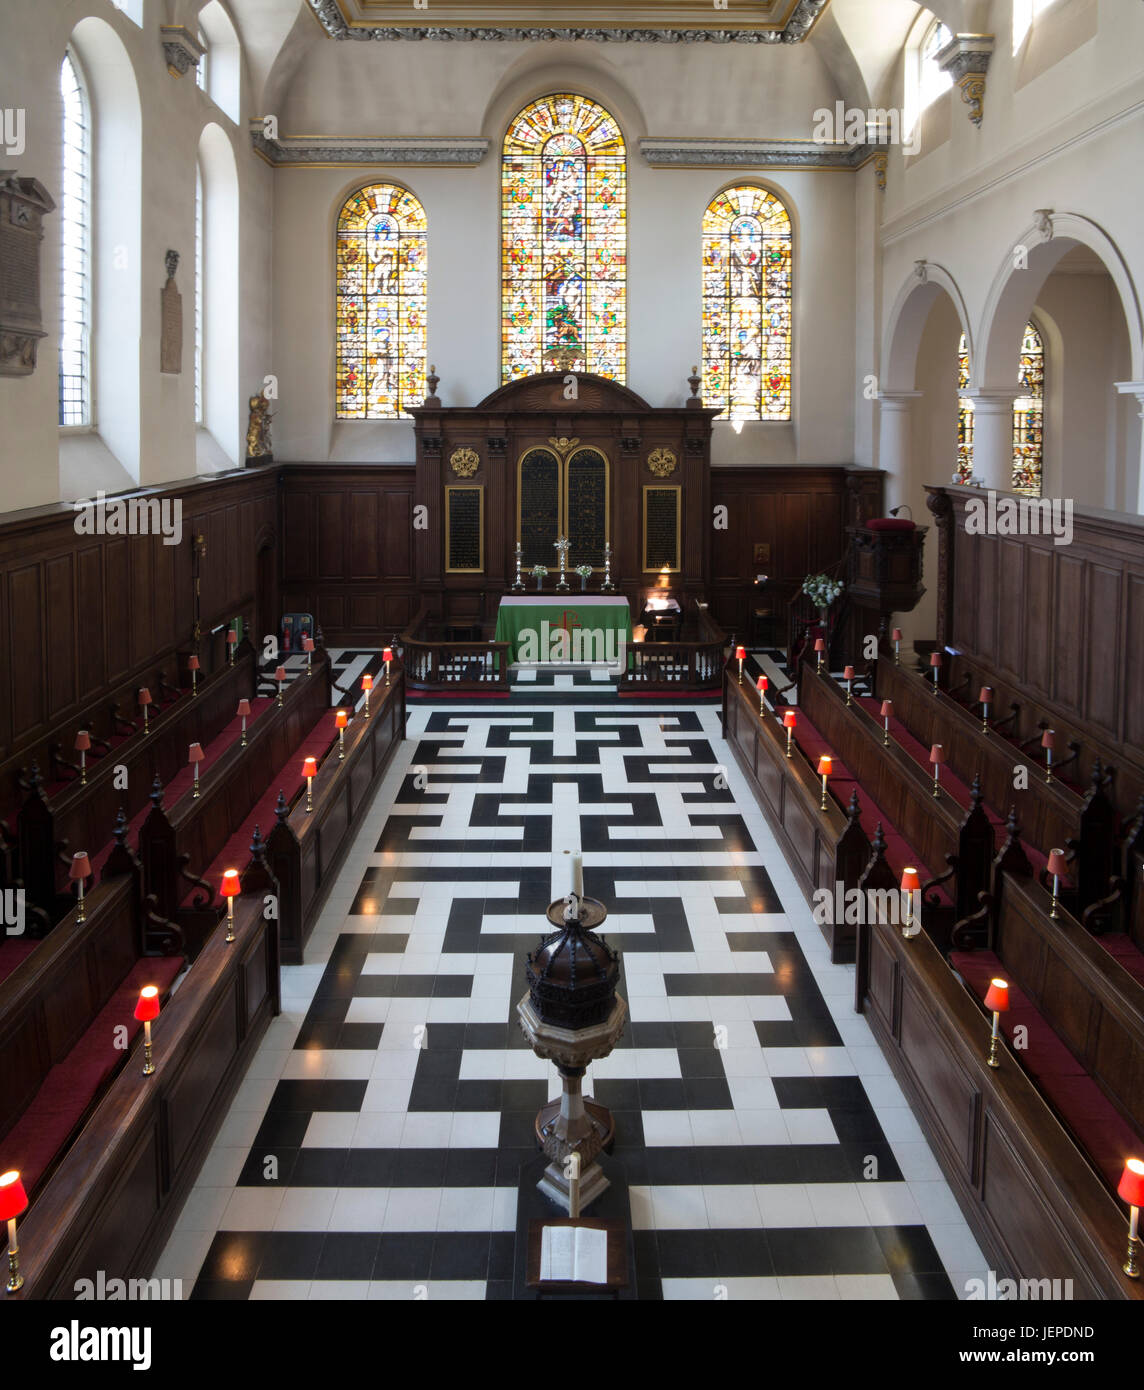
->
1125, 573, 1144, 748
995, 538, 1026, 687
381, 486, 413, 580
1053, 550, 1086, 713
1022, 543, 1053, 697
281, 490, 313, 585
103, 540, 131, 683
45, 553, 77, 717
1084, 564, 1122, 736
9, 564, 44, 742
349, 490, 380, 581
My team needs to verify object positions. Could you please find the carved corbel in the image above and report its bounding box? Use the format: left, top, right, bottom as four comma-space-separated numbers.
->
937, 34, 995, 127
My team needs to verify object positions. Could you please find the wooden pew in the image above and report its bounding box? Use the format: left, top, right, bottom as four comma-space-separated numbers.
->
798, 663, 996, 930
14, 649, 257, 921
268, 667, 406, 963
5, 889, 278, 1300
138, 653, 331, 931
856, 903, 1142, 1299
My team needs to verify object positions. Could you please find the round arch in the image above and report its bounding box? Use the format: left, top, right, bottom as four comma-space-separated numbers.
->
882, 262, 973, 394
975, 213, 1144, 391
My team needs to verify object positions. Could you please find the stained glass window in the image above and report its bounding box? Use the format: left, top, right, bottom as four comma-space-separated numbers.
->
957, 322, 1044, 494
957, 335, 973, 482
59, 51, 91, 428
336, 183, 427, 419
501, 94, 626, 382
1012, 323, 1044, 495
702, 186, 792, 422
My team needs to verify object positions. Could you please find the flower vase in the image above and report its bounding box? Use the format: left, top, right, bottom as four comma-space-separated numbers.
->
580, 576, 587, 592
535, 577, 543, 592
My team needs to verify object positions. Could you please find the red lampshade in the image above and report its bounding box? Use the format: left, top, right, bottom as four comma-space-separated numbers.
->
302, 636, 315, 652
74, 729, 91, 752
221, 868, 241, 898
335, 709, 348, 729
983, 977, 1010, 1013
1041, 728, 1056, 750
816, 755, 832, 777
756, 675, 768, 691
782, 710, 797, 729
227, 628, 237, 644
383, 647, 393, 663
236, 698, 251, 718
891, 628, 903, 642
929, 743, 946, 765
274, 665, 287, 682
362, 674, 374, 692
1047, 847, 1069, 879
303, 756, 318, 779
187, 655, 200, 671
1118, 1158, 1144, 1207
69, 851, 91, 881
134, 986, 160, 1023
813, 638, 825, 653
843, 665, 855, 680
138, 687, 152, 706
735, 646, 746, 660
880, 700, 893, 718
900, 867, 921, 893
188, 741, 204, 763
0, 1170, 28, 1222
929, 651, 942, 668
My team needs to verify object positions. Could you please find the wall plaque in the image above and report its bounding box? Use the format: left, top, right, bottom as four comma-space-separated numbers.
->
566, 448, 608, 569
643, 485, 681, 572
0, 173, 55, 377
445, 485, 484, 573
160, 249, 182, 375
518, 447, 560, 568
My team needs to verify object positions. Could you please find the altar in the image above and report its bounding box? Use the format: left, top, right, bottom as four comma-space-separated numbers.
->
494, 595, 632, 666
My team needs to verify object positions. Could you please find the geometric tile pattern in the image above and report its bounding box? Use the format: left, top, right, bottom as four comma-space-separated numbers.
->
156, 697, 988, 1300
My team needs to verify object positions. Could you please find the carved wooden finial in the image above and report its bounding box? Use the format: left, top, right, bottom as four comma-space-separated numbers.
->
250, 824, 267, 863
113, 807, 128, 846
274, 790, 289, 823
847, 789, 861, 823
28, 761, 43, 790
150, 774, 164, 811
969, 772, 983, 808
871, 822, 887, 855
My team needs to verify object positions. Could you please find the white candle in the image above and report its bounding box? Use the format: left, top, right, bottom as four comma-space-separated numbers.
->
569, 852, 584, 899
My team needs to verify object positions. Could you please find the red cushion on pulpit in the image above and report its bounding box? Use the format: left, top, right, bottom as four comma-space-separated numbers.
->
866, 517, 916, 532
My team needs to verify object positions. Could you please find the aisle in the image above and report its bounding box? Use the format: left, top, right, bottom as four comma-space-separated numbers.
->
153, 699, 987, 1300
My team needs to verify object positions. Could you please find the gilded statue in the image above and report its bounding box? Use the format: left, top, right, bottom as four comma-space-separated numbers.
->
246, 391, 273, 460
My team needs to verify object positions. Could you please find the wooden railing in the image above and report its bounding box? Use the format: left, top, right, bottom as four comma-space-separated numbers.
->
398, 605, 510, 691
620, 602, 726, 692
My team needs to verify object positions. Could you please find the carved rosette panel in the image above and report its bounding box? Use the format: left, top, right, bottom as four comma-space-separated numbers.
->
647, 447, 678, 478
449, 447, 480, 477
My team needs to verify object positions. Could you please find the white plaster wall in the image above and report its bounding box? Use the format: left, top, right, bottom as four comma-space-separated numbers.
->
878, 0, 1144, 513
269, 38, 860, 468
0, 0, 273, 511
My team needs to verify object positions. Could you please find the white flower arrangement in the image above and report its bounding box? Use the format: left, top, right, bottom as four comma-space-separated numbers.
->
803, 573, 844, 609
575, 564, 593, 578
531, 564, 548, 577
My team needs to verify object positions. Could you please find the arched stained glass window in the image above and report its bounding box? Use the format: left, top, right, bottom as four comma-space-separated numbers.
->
957, 335, 973, 483
702, 185, 792, 422
59, 50, 91, 427
1012, 323, 1044, 495
501, 94, 626, 382
956, 322, 1044, 495
336, 183, 427, 419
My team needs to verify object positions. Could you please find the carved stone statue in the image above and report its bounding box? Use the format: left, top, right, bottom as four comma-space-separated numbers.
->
246, 391, 274, 461
160, 249, 182, 375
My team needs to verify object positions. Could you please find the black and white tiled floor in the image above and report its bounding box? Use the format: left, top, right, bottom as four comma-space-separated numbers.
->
155, 678, 988, 1300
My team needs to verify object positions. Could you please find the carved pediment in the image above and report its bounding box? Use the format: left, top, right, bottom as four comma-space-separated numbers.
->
475, 372, 654, 415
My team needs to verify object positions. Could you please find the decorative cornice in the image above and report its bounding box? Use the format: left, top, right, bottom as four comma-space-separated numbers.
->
160, 25, 204, 78
937, 33, 994, 127
306, 0, 828, 43
250, 127, 490, 166
640, 137, 882, 170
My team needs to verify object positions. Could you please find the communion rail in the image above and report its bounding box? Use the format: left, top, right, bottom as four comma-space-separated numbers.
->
398, 605, 511, 692
619, 603, 726, 693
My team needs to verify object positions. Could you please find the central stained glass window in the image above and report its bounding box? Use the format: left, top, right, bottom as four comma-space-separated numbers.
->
336, 183, 427, 419
702, 185, 792, 421
502, 94, 626, 382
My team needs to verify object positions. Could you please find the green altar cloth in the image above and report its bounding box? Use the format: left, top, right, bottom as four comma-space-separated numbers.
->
494, 595, 632, 665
